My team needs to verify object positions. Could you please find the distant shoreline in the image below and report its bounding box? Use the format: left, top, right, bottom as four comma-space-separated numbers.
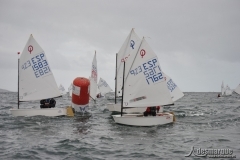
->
0, 88, 12, 92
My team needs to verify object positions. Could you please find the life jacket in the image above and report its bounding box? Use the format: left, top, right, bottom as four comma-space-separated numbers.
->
146, 107, 151, 112
45, 99, 50, 103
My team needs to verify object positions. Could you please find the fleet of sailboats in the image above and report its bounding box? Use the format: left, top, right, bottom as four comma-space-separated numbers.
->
14, 29, 238, 127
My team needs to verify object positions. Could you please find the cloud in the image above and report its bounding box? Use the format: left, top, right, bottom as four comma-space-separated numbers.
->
0, 0, 240, 92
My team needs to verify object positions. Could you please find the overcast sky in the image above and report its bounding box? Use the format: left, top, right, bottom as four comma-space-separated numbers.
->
0, 0, 240, 92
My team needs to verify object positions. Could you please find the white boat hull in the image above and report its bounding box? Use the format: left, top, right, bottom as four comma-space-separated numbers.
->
106, 103, 163, 113
112, 112, 174, 126
10, 108, 67, 117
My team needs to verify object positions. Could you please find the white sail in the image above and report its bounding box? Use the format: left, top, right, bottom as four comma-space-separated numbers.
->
19, 34, 61, 101
89, 51, 97, 100
123, 38, 173, 108
68, 83, 72, 97
98, 78, 113, 95
59, 84, 66, 96
221, 81, 225, 96
234, 84, 240, 95
225, 85, 232, 95
163, 73, 184, 102
116, 29, 141, 97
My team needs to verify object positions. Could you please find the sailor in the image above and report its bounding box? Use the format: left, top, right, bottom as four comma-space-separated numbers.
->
143, 107, 151, 116
96, 93, 101, 98
40, 98, 56, 108
150, 106, 156, 116
156, 106, 161, 113
144, 106, 157, 116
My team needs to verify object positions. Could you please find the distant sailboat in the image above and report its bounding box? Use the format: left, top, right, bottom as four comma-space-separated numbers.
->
221, 81, 225, 96
10, 35, 73, 117
225, 85, 233, 96
234, 84, 240, 95
68, 83, 72, 97
59, 84, 66, 96
97, 78, 113, 96
221, 81, 232, 96
89, 51, 98, 101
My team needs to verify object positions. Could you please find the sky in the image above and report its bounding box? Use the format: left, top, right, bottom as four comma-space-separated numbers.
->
0, 0, 240, 92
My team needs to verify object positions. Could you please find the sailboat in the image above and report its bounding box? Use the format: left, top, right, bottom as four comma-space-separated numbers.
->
68, 83, 73, 97
225, 85, 233, 96
97, 78, 113, 97
221, 81, 232, 96
10, 35, 73, 117
221, 81, 225, 96
59, 84, 66, 96
107, 29, 149, 113
234, 84, 240, 95
112, 37, 175, 126
89, 51, 98, 101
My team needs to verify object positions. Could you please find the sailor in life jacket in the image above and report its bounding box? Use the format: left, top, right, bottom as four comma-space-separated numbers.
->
144, 106, 160, 116
40, 98, 56, 108
156, 106, 160, 112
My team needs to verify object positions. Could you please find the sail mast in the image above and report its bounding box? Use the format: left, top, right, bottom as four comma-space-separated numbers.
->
17, 52, 20, 109
115, 53, 118, 104
121, 61, 126, 117
94, 50, 96, 104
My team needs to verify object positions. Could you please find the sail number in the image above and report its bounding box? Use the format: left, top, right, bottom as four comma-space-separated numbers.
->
129, 58, 163, 85
167, 79, 177, 92
31, 53, 51, 78
21, 53, 51, 79
21, 60, 31, 70
91, 64, 97, 82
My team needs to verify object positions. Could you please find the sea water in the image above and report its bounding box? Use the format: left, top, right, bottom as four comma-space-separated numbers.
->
0, 92, 239, 159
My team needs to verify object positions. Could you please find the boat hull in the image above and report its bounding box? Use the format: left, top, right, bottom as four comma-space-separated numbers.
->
112, 113, 174, 126
10, 108, 67, 117
106, 103, 163, 113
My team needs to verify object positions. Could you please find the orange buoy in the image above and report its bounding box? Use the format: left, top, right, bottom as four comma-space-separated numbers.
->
72, 77, 90, 112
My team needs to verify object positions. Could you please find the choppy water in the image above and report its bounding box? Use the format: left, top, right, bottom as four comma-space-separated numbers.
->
0, 92, 239, 159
